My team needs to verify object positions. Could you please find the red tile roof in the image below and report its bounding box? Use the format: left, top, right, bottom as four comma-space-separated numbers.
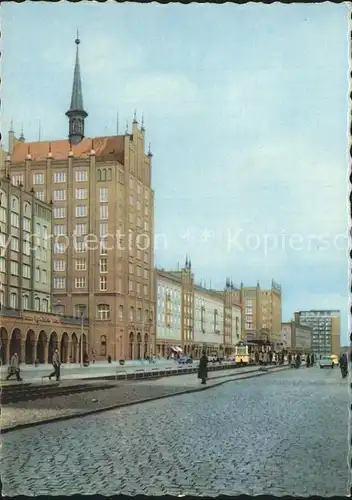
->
11, 136, 125, 164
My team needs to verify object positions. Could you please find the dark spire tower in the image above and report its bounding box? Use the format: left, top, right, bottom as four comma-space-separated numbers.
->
66, 32, 88, 145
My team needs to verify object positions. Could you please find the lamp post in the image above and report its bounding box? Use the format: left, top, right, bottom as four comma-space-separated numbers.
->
79, 305, 86, 367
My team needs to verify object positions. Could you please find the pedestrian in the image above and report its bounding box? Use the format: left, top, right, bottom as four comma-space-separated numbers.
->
306, 354, 310, 368
288, 353, 292, 365
6, 353, 22, 381
255, 351, 259, 364
49, 348, 61, 381
311, 353, 315, 366
92, 349, 96, 364
198, 349, 208, 385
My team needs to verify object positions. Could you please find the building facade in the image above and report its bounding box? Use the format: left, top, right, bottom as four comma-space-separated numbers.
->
232, 280, 282, 343
0, 176, 52, 312
4, 37, 155, 360
0, 177, 89, 365
193, 285, 224, 357
155, 270, 182, 356
295, 310, 340, 357
280, 322, 292, 349
155, 264, 241, 358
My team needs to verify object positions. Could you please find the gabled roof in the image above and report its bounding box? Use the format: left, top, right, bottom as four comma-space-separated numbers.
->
11, 136, 125, 164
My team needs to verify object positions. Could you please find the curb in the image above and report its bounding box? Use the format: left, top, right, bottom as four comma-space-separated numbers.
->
1, 366, 289, 434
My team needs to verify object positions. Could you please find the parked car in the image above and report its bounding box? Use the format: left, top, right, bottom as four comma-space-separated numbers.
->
319, 355, 334, 369
178, 355, 193, 364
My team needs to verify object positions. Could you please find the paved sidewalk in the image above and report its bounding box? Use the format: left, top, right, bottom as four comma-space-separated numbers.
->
1, 365, 289, 432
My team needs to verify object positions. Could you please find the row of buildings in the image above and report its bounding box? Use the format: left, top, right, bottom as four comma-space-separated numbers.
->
0, 36, 340, 364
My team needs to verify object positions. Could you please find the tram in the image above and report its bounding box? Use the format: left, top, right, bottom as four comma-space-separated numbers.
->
234, 342, 250, 365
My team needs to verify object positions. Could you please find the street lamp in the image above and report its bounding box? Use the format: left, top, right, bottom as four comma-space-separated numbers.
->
78, 305, 86, 367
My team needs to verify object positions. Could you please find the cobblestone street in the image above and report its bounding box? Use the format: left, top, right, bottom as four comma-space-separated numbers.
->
1, 367, 349, 496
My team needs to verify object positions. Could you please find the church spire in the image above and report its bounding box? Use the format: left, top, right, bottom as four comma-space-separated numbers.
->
65, 32, 88, 145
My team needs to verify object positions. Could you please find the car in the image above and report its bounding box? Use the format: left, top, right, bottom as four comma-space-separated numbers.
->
178, 356, 193, 364
319, 355, 334, 369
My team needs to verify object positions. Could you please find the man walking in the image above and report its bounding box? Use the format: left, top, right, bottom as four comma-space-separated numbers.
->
6, 353, 22, 381
49, 348, 61, 381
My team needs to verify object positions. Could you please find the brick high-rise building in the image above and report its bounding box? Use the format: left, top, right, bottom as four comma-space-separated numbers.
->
232, 280, 282, 343
2, 36, 155, 360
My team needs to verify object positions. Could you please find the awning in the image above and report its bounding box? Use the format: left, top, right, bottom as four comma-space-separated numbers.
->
171, 346, 183, 353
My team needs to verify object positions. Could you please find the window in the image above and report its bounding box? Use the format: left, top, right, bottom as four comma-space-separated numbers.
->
41, 299, 49, 312
76, 188, 88, 200
144, 284, 148, 296
130, 306, 134, 321
42, 270, 47, 284
54, 224, 66, 236
136, 282, 141, 295
54, 242, 66, 254
100, 275, 107, 291
75, 170, 88, 182
100, 335, 107, 356
10, 292, 18, 308
75, 223, 87, 236
100, 239, 108, 255
75, 277, 86, 288
23, 240, 30, 256
137, 200, 141, 211
35, 191, 45, 201
97, 304, 110, 320
129, 280, 134, 293
75, 241, 86, 253
144, 188, 148, 200
35, 267, 41, 282
100, 188, 108, 202
53, 189, 66, 201
137, 216, 141, 227
10, 261, 19, 275
22, 295, 29, 310
53, 172, 67, 183
53, 207, 66, 219
129, 194, 134, 206
76, 205, 88, 217
11, 212, 19, 227
23, 217, 31, 231
136, 266, 141, 277
100, 258, 108, 273
144, 269, 148, 279
100, 222, 108, 237
100, 204, 108, 220
12, 174, 24, 186
129, 263, 133, 274
75, 259, 87, 271
119, 305, 124, 320
54, 259, 66, 272
54, 277, 66, 289
34, 297, 40, 311
33, 173, 44, 185
11, 237, 19, 252
144, 220, 149, 231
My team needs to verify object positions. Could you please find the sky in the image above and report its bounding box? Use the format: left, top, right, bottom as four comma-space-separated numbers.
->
2, 2, 350, 343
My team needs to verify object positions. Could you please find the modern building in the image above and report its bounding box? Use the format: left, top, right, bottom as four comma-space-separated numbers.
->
3, 36, 155, 360
295, 310, 340, 357
281, 317, 312, 352
155, 262, 241, 358
231, 280, 282, 343
0, 176, 89, 365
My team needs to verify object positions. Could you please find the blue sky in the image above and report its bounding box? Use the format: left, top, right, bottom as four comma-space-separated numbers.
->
2, 3, 349, 343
